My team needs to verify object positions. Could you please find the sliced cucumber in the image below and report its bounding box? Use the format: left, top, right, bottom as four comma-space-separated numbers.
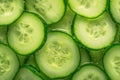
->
35, 31, 80, 78
110, 0, 120, 23
15, 65, 43, 80
0, 0, 24, 25
25, 0, 66, 24
72, 64, 108, 80
7, 12, 46, 55
0, 44, 19, 80
49, 6, 75, 35
103, 44, 120, 80
68, 0, 107, 18
73, 12, 116, 49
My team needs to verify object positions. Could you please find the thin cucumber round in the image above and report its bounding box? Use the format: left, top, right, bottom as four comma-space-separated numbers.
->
72, 64, 108, 80
73, 12, 117, 49
103, 44, 120, 80
0, 0, 24, 25
0, 44, 19, 80
68, 0, 107, 18
35, 31, 80, 78
15, 65, 43, 80
110, 0, 120, 24
7, 12, 46, 55
25, 0, 66, 24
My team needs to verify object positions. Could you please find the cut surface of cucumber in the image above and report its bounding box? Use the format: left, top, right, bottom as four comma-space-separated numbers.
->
103, 44, 120, 80
110, 0, 120, 23
7, 12, 46, 55
25, 0, 65, 24
0, 44, 19, 80
0, 0, 24, 25
72, 64, 108, 80
35, 31, 80, 78
68, 0, 107, 18
15, 65, 43, 80
73, 12, 116, 49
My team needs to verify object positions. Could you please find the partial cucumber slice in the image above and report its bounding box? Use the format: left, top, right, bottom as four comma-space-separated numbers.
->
25, 0, 65, 24
0, 0, 24, 25
72, 64, 108, 80
35, 31, 80, 78
103, 44, 120, 80
0, 44, 19, 80
15, 65, 43, 80
73, 12, 116, 49
68, 0, 107, 18
110, 0, 120, 23
7, 12, 46, 55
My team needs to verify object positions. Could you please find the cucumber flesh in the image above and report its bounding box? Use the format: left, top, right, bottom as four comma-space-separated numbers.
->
8, 12, 46, 55
103, 44, 120, 80
68, 0, 107, 18
73, 12, 116, 49
25, 0, 65, 24
35, 31, 80, 78
72, 64, 108, 80
0, 0, 24, 25
0, 44, 19, 80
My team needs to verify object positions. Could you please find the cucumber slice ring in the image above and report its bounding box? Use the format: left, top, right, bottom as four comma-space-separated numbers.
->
72, 64, 108, 80
7, 12, 46, 55
103, 44, 120, 80
0, 0, 24, 25
35, 31, 80, 78
0, 44, 19, 80
68, 0, 107, 18
73, 12, 117, 49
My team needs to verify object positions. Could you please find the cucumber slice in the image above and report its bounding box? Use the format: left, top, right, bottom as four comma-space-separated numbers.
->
68, 0, 107, 18
7, 12, 46, 55
15, 65, 43, 80
35, 31, 80, 78
72, 64, 108, 80
0, 44, 19, 80
25, 0, 65, 24
73, 12, 116, 49
110, 0, 120, 23
49, 6, 75, 35
103, 44, 120, 80
0, 0, 24, 25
